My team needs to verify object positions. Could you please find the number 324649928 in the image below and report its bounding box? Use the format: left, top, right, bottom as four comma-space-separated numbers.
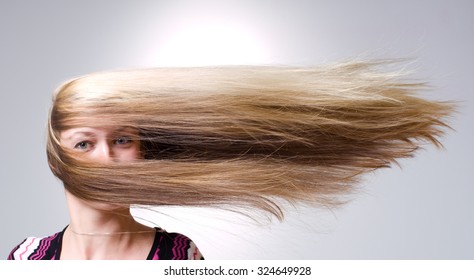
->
257, 266, 311, 276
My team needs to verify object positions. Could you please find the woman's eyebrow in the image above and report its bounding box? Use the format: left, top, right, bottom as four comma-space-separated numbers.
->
65, 131, 95, 140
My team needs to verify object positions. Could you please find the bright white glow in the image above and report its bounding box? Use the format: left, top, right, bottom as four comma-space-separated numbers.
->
148, 22, 271, 67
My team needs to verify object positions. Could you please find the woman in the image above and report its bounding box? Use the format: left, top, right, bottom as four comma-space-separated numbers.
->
8, 60, 454, 260
8, 124, 203, 260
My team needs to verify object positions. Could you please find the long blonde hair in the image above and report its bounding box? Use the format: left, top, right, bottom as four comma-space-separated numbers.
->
47, 60, 454, 220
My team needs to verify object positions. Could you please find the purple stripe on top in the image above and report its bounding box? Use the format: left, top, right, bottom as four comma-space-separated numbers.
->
30, 233, 59, 260
172, 235, 187, 260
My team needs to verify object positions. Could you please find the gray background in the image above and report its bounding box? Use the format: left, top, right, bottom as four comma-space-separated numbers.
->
1, 0, 473, 259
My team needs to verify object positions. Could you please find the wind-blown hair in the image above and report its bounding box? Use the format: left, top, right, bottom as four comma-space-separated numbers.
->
47, 61, 454, 220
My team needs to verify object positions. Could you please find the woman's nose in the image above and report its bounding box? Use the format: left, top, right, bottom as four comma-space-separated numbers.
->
94, 141, 114, 163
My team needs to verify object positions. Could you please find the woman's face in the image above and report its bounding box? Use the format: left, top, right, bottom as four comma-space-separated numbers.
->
59, 126, 141, 163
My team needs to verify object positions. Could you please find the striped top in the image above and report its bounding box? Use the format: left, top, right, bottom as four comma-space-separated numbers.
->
8, 227, 204, 260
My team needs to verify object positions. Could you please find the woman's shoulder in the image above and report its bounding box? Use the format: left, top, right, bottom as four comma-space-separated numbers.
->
148, 227, 204, 260
7, 230, 63, 260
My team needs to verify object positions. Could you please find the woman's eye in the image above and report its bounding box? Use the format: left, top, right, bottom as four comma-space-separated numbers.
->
74, 141, 90, 150
115, 136, 132, 145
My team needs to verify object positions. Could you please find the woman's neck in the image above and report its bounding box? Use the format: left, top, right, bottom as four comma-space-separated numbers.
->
61, 191, 155, 260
